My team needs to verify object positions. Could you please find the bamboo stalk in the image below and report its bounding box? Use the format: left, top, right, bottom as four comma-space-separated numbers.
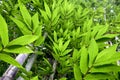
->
1, 54, 29, 80
17, 54, 37, 80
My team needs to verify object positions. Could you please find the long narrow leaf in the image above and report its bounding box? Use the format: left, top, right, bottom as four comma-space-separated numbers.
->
0, 15, 9, 47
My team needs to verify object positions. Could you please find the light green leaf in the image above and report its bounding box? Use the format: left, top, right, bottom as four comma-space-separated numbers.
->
0, 15, 9, 47
7, 35, 38, 46
72, 49, 81, 60
95, 25, 108, 39
62, 40, 70, 52
44, 2, 51, 19
95, 52, 120, 66
59, 77, 67, 80
52, 7, 59, 21
19, 3, 31, 29
61, 49, 72, 56
101, 34, 118, 39
32, 12, 39, 33
4, 46, 33, 53
40, 9, 49, 22
84, 73, 114, 80
80, 46, 88, 74
0, 54, 23, 68
30, 76, 38, 80
54, 31, 57, 42
10, 16, 32, 35
94, 44, 117, 66
90, 64, 120, 72
88, 39, 98, 67
52, 14, 60, 26
74, 64, 82, 80
34, 36, 44, 46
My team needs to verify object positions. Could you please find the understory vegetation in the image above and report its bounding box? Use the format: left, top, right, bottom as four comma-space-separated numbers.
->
0, 0, 120, 80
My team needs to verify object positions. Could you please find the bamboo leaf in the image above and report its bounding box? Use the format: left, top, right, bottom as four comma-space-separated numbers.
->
30, 76, 38, 80
80, 46, 88, 74
10, 16, 32, 35
40, 9, 49, 22
94, 44, 117, 66
96, 25, 108, 39
90, 64, 120, 72
7, 35, 38, 46
32, 12, 39, 33
44, 2, 51, 19
88, 39, 98, 67
62, 40, 70, 52
4, 46, 33, 53
84, 73, 114, 80
54, 31, 57, 42
0, 54, 23, 68
74, 64, 82, 80
19, 3, 31, 29
0, 15, 9, 47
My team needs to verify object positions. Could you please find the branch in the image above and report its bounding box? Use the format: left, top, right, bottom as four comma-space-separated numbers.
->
49, 60, 57, 80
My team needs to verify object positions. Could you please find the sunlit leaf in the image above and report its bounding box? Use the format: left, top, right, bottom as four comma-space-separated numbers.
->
32, 12, 39, 33
4, 46, 33, 53
0, 15, 9, 47
44, 2, 51, 19
88, 39, 98, 67
94, 44, 117, 66
10, 16, 32, 35
7, 35, 38, 46
19, 3, 31, 29
74, 64, 82, 80
80, 46, 88, 74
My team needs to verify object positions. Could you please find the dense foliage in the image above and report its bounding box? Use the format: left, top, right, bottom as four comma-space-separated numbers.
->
0, 0, 120, 80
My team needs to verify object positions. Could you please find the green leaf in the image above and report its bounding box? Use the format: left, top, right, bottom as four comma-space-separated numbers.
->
90, 64, 120, 72
40, 9, 49, 22
7, 35, 38, 46
30, 76, 38, 80
84, 73, 114, 80
101, 34, 118, 39
0, 53, 32, 76
95, 25, 108, 39
34, 36, 44, 46
32, 12, 39, 33
72, 49, 81, 60
80, 46, 88, 74
94, 44, 117, 66
61, 49, 72, 56
10, 16, 32, 35
0, 15, 9, 47
74, 64, 82, 80
62, 40, 70, 52
54, 31, 57, 42
44, 2, 51, 19
88, 39, 98, 67
19, 3, 31, 29
59, 77, 67, 80
0, 54, 23, 68
4, 46, 33, 53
